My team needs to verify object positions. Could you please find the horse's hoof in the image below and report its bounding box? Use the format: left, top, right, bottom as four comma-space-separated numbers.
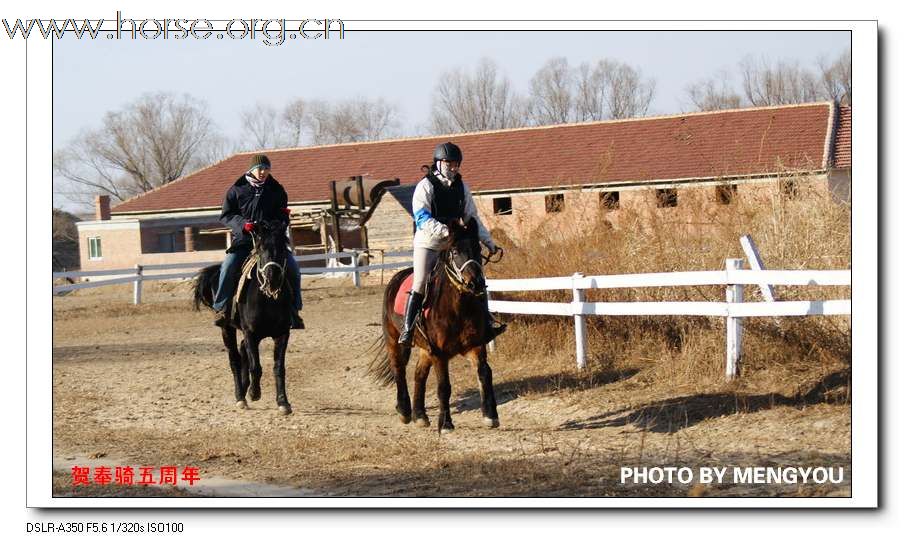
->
249, 389, 261, 401
483, 417, 500, 428
415, 417, 431, 428
235, 399, 248, 410
398, 414, 412, 424
278, 405, 292, 415
440, 426, 455, 434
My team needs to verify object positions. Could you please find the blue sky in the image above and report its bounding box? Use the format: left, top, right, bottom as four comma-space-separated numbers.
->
52, 29, 849, 209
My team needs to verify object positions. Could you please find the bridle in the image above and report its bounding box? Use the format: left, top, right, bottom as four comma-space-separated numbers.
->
249, 230, 287, 300
443, 244, 486, 297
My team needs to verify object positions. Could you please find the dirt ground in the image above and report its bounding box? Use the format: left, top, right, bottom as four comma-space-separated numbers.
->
51, 276, 851, 499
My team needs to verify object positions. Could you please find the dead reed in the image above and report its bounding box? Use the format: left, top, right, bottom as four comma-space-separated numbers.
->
485, 175, 851, 397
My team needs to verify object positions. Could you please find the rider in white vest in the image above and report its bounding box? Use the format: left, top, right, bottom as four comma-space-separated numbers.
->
398, 142, 506, 347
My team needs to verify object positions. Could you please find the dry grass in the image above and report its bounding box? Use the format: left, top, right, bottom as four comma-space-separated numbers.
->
486, 176, 851, 400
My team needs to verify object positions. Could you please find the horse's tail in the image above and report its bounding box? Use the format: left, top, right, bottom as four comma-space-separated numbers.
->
364, 334, 394, 387
364, 268, 411, 387
193, 264, 220, 311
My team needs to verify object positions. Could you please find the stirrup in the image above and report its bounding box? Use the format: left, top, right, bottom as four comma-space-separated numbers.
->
398, 328, 414, 347
483, 318, 506, 344
213, 308, 229, 327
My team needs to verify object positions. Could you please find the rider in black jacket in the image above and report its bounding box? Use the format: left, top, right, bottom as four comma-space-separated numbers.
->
212, 154, 304, 329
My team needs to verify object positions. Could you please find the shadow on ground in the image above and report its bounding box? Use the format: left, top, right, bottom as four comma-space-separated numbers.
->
558, 368, 850, 433
452, 368, 640, 413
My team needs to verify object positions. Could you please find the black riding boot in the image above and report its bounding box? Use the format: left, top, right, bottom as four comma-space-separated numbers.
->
483, 295, 506, 345
398, 291, 424, 347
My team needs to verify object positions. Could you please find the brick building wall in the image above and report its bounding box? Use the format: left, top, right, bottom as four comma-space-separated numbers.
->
77, 224, 143, 270
470, 174, 831, 246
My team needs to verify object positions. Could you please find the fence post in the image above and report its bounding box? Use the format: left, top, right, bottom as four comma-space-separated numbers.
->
725, 259, 743, 379
739, 234, 775, 302
133, 264, 143, 305
572, 272, 587, 370
352, 251, 362, 288
486, 288, 496, 353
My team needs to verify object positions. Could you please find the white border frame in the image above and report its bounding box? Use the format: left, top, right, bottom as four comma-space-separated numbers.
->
24, 18, 877, 509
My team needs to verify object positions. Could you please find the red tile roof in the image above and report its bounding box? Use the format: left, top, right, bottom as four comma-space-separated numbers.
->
833, 105, 852, 169
112, 102, 838, 214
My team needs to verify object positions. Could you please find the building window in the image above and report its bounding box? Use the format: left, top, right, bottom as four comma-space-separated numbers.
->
599, 191, 620, 210
88, 237, 102, 260
780, 180, 799, 200
715, 185, 737, 205
656, 188, 678, 208
493, 196, 513, 215
158, 232, 178, 253
545, 193, 565, 213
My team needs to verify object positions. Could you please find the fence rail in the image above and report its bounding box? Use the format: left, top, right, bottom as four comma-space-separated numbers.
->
53, 249, 851, 380
52, 250, 414, 299
486, 259, 851, 378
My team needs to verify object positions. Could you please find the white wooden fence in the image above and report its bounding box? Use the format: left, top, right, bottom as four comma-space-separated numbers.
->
52, 250, 414, 303
53, 247, 851, 380
485, 259, 851, 379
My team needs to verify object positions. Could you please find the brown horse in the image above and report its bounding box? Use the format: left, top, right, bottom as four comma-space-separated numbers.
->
368, 218, 500, 433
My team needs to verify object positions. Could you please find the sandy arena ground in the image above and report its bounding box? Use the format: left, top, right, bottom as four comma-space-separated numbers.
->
51, 276, 851, 499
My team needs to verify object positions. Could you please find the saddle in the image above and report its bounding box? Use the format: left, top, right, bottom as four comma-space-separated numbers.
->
393, 258, 445, 319
393, 273, 433, 319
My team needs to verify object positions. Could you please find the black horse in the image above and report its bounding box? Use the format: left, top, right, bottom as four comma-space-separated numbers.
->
194, 220, 295, 415
368, 218, 501, 433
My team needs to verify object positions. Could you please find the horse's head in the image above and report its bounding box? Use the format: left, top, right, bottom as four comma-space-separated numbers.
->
443, 218, 485, 295
250, 220, 290, 292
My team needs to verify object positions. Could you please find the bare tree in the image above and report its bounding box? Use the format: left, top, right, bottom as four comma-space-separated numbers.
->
430, 58, 529, 133
685, 69, 743, 111
193, 134, 239, 168
528, 57, 575, 125
819, 48, 852, 105
739, 56, 821, 106
240, 102, 288, 149
281, 98, 308, 147
302, 98, 399, 145
575, 59, 655, 120
301, 100, 332, 146
52, 208, 81, 271
54, 92, 216, 207
353, 98, 398, 141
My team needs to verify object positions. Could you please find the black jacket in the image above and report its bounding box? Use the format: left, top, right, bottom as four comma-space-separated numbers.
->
219, 174, 290, 250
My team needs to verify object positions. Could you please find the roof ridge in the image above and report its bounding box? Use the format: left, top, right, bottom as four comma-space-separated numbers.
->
111, 156, 235, 211
239, 102, 835, 155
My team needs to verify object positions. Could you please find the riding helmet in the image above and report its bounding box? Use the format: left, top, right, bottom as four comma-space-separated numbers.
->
433, 142, 463, 163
